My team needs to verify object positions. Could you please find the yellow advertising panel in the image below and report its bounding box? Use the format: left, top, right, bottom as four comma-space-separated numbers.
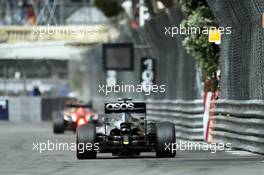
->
209, 29, 221, 45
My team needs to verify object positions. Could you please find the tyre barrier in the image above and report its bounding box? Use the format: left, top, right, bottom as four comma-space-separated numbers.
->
146, 100, 204, 141
212, 100, 264, 154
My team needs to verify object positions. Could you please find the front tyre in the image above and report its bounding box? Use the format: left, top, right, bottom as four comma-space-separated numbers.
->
76, 124, 97, 159
156, 122, 176, 158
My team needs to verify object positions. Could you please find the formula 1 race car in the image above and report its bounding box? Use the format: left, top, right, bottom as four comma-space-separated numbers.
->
76, 98, 176, 159
52, 102, 98, 134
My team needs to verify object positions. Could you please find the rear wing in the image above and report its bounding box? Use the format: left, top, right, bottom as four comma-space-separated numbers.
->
65, 103, 92, 108
105, 102, 146, 114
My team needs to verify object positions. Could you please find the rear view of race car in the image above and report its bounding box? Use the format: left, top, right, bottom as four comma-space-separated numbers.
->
52, 102, 97, 134
76, 98, 176, 159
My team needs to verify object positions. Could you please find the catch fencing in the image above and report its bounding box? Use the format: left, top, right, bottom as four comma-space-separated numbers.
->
81, 7, 200, 102
207, 0, 264, 100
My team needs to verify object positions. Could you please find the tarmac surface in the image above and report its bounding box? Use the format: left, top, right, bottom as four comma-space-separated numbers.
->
0, 122, 263, 175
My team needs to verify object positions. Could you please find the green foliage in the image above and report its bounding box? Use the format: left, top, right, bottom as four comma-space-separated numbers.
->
160, 0, 174, 7
175, 0, 220, 91
94, 0, 123, 17
182, 6, 220, 77
176, 0, 208, 15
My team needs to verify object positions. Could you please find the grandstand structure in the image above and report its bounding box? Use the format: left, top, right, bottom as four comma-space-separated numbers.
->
0, 0, 95, 25
0, 0, 115, 96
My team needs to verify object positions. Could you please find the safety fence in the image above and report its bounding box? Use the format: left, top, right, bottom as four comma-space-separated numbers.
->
146, 100, 204, 141
211, 100, 264, 154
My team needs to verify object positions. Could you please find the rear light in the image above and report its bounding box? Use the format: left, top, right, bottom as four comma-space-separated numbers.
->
93, 114, 98, 120
77, 118, 86, 126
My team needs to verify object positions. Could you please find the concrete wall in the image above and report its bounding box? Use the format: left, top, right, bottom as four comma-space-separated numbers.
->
1, 97, 69, 121
8, 97, 41, 122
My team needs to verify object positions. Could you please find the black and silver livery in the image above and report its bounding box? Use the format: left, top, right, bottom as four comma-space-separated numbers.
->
76, 98, 176, 159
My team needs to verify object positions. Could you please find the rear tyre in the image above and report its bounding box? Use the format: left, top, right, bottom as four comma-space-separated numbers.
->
156, 122, 176, 158
52, 112, 64, 134
76, 124, 97, 159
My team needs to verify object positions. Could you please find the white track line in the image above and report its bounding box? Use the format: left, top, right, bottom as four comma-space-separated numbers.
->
225, 150, 258, 156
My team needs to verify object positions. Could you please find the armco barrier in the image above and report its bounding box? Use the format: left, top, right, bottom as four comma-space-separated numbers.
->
146, 100, 204, 141
211, 100, 264, 154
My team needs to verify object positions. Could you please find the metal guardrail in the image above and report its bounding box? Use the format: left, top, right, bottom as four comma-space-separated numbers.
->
146, 99, 264, 154
70, 97, 264, 154
146, 100, 204, 141
212, 100, 264, 154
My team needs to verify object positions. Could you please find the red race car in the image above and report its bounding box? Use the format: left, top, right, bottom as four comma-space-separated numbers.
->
52, 102, 98, 134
